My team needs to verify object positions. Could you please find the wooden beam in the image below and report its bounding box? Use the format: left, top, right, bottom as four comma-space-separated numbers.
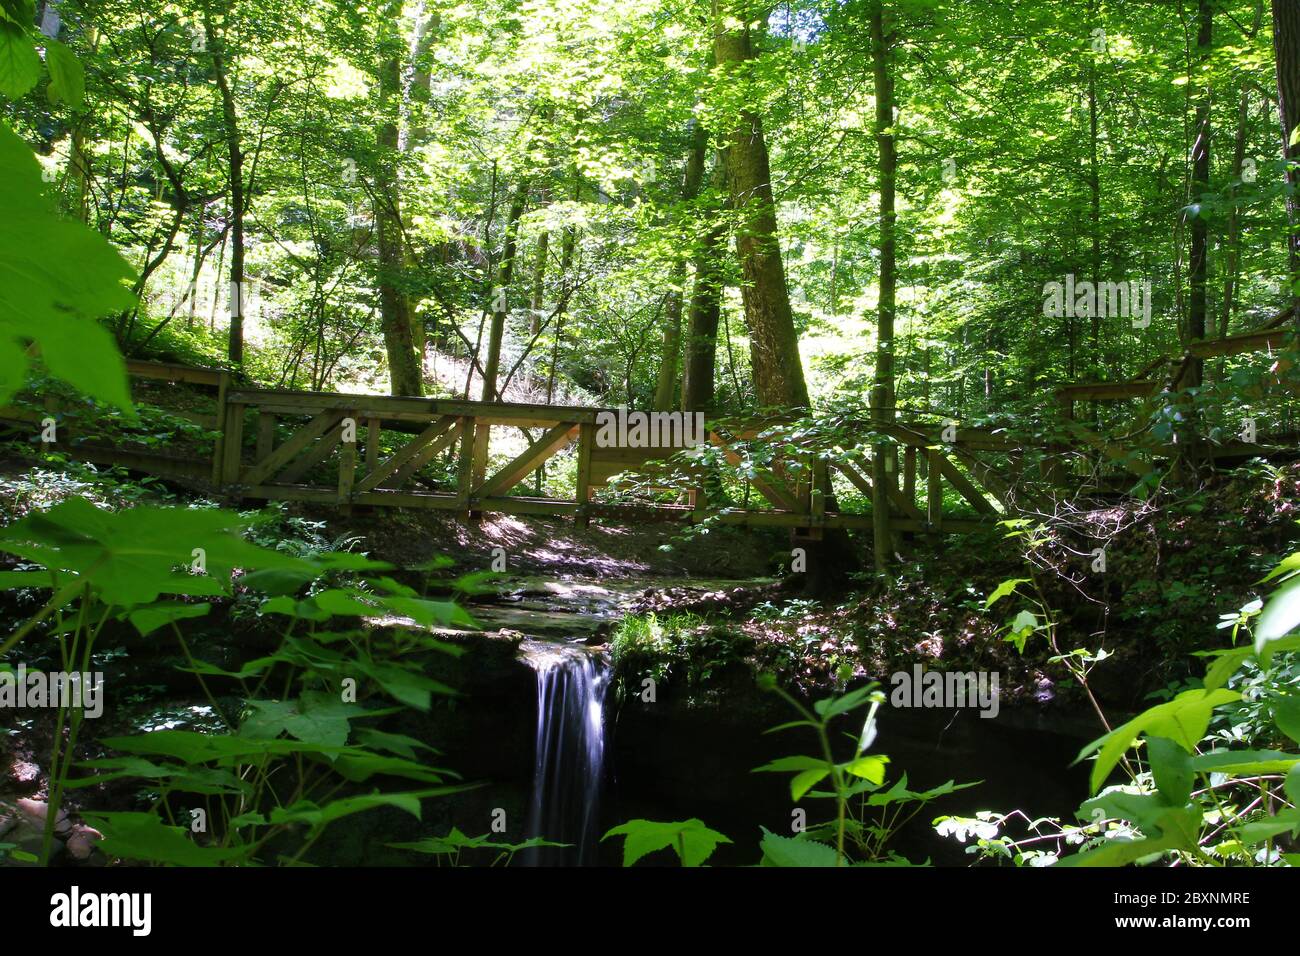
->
927, 449, 943, 531
241, 409, 344, 486
933, 454, 998, 516
575, 422, 594, 528
354, 416, 458, 494
833, 458, 925, 521
474, 423, 578, 499
387, 423, 461, 489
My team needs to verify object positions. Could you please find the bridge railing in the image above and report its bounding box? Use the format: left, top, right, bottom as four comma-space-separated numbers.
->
0, 361, 1032, 534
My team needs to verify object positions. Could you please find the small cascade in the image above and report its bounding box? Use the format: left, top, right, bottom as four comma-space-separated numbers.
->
521, 639, 611, 866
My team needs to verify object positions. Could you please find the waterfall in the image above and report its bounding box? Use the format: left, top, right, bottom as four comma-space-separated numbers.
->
521, 640, 610, 866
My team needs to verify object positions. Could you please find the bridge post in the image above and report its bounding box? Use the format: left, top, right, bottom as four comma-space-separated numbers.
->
926, 448, 943, 534
575, 422, 594, 528
455, 416, 476, 520
211, 370, 232, 487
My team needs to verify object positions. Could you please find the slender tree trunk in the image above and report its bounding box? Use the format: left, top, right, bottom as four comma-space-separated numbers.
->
1274, 0, 1300, 311
204, 2, 246, 365
654, 122, 709, 410
870, 0, 897, 572
480, 181, 528, 403
375, 4, 424, 395
681, 159, 728, 413
713, 1, 810, 410
1223, 87, 1250, 337
1186, 0, 1212, 389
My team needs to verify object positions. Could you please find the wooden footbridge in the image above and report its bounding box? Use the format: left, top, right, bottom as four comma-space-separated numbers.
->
0, 360, 1044, 537
4, 303, 1296, 537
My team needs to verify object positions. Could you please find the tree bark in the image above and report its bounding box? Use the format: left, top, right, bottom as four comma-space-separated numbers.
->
681, 159, 728, 414
870, 0, 897, 572
712, 1, 810, 410
375, 4, 424, 395
654, 122, 709, 410
203, 1, 246, 366
1274, 0, 1300, 310
1186, 0, 1212, 389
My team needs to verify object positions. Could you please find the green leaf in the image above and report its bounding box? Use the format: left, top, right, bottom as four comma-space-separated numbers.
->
985, 578, 1029, 608
843, 755, 889, 784
127, 601, 210, 636
758, 828, 839, 867
0, 121, 137, 410
1057, 805, 1202, 867
0, 23, 38, 99
601, 818, 731, 867
1076, 688, 1240, 794
1272, 695, 1300, 746
1254, 576, 1300, 659
82, 812, 248, 866
44, 39, 82, 108
1146, 737, 1193, 806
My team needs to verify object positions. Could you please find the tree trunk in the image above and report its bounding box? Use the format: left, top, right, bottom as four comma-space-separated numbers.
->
480, 181, 529, 403
654, 122, 709, 411
1186, 0, 1212, 389
204, 2, 246, 366
712, 1, 810, 410
870, 0, 897, 572
375, 4, 424, 395
1274, 0, 1300, 310
681, 159, 728, 414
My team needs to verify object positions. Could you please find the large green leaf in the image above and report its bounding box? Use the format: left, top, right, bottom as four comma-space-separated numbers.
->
1076, 688, 1240, 794
43, 38, 83, 108
0, 121, 136, 409
0, 500, 314, 606
0, 22, 38, 99
83, 812, 249, 866
602, 818, 731, 867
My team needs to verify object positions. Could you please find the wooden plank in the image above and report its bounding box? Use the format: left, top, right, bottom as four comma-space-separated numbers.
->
365, 417, 380, 474
337, 414, 357, 506
220, 402, 246, 486
256, 412, 275, 461
808, 458, 826, 540
474, 423, 578, 499
226, 388, 598, 425
455, 417, 475, 512
1189, 327, 1292, 359
933, 454, 998, 516
833, 458, 924, 521
1055, 380, 1158, 402
280, 427, 342, 484
211, 371, 231, 486
126, 359, 225, 387
354, 416, 458, 494
927, 449, 943, 531
903, 446, 916, 502
575, 422, 594, 528
240, 409, 344, 486
387, 424, 461, 489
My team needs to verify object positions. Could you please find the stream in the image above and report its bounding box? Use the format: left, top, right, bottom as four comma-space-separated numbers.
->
456, 575, 1096, 867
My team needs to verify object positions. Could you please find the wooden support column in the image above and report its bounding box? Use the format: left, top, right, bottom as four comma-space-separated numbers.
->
256, 412, 275, 461
455, 417, 476, 518
926, 448, 943, 533
365, 417, 381, 475
808, 457, 826, 540
220, 402, 246, 489
211, 369, 231, 486
903, 446, 916, 503
575, 422, 594, 529
338, 411, 357, 511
